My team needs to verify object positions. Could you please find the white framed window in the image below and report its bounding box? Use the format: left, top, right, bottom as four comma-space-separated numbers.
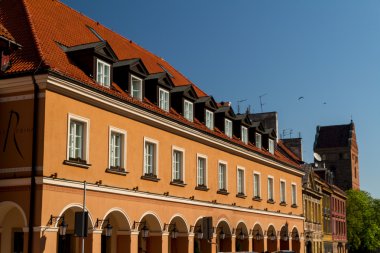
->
143, 137, 159, 177
241, 126, 248, 144
225, 119, 232, 138
218, 161, 227, 191
280, 180, 286, 203
269, 139, 274, 154
172, 146, 185, 183
237, 167, 245, 195
197, 154, 207, 187
291, 183, 297, 205
268, 176, 274, 201
67, 114, 90, 163
109, 126, 127, 170
159, 88, 170, 112
253, 172, 261, 198
255, 133, 262, 148
131, 75, 143, 100
205, 110, 214, 130
96, 59, 110, 87
184, 100, 194, 122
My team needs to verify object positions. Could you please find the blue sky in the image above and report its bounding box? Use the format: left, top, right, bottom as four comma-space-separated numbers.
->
61, 0, 380, 198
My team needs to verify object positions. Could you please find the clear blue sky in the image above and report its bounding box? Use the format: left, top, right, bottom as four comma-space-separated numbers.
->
61, 0, 380, 198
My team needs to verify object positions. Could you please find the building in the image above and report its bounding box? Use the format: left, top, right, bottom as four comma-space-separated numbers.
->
314, 121, 360, 191
0, 0, 307, 252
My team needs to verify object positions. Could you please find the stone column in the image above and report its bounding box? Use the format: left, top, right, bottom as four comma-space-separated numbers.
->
91, 229, 103, 253
231, 234, 236, 252
188, 233, 194, 253
289, 237, 293, 251
300, 237, 305, 253
130, 231, 139, 253
277, 237, 281, 251
248, 235, 253, 251
162, 232, 169, 253
263, 236, 268, 252
212, 233, 217, 253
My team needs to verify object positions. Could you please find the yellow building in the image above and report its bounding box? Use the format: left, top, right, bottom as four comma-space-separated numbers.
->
0, 0, 305, 252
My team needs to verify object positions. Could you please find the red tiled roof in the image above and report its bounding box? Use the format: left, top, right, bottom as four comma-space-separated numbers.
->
0, 0, 301, 169
277, 140, 303, 163
0, 23, 15, 42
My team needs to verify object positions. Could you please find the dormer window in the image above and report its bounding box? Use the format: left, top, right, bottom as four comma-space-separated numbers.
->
131, 75, 142, 100
225, 119, 232, 138
184, 100, 193, 122
255, 133, 262, 149
269, 139, 274, 154
205, 110, 214, 130
241, 126, 248, 144
159, 88, 170, 112
96, 59, 110, 87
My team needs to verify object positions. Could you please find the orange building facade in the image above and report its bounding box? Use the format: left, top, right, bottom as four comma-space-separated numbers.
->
0, 0, 306, 252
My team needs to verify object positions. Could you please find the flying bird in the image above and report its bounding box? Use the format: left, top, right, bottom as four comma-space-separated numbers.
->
298, 96, 304, 101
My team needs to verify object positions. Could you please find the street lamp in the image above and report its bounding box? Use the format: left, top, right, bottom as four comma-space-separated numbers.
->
59, 217, 68, 236
95, 219, 113, 238
219, 228, 226, 240
141, 224, 149, 238
237, 229, 245, 240
268, 230, 276, 241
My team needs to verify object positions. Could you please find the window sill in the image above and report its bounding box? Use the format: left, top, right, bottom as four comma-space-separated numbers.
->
291, 204, 298, 208
170, 181, 186, 187
236, 193, 247, 199
217, 189, 229, 195
195, 185, 209, 191
280, 201, 287, 206
105, 167, 128, 176
141, 175, 160, 182
63, 160, 91, 169
267, 199, 275, 204
253, 196, 262, 202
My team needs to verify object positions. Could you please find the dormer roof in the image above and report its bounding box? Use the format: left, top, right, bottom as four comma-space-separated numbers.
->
63, 40, 118, 63
171, 84, 198, 100
195, 96, 218, 110
113, 58, 149, 77
215, 105, 236, 118
145, 72, 174, 88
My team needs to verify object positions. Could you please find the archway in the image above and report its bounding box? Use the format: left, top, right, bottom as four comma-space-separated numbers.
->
252, 223, 264, 252
291, 227, 300, 253
137, 212, 162, 253
168, 215, 189, 253
266, 225, 277, 252
216, 219, 232, 252
100, 208, 131, 253
235, 222, 249, 252
279, 223, 289, 250
0, 201, 28, 253
193, 217, 211, 253
56, 204, 93, 253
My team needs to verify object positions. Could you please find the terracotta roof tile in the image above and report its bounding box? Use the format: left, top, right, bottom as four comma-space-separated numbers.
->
0, 23, 15, 42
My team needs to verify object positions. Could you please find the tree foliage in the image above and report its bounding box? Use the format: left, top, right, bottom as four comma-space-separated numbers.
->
346, 190, 380, 253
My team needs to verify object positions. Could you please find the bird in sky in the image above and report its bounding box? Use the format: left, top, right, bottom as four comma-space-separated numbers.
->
298, 96, 304, 101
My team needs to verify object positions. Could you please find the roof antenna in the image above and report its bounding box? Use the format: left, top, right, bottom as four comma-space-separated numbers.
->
237, 99, 247, 114
259, 93, 267, 112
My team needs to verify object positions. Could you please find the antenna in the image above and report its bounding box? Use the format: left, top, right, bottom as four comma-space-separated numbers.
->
259, 94, 267, 112
237, 99, 247, 114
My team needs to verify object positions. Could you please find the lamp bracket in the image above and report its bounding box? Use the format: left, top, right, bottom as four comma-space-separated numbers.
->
95, 218, 110, 228
47, 215, 65, 226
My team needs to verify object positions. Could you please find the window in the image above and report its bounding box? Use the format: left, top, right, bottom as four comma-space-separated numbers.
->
67, 114, 89, 164
172, 148, 184, 183
197, 155, 207, 187
96, 59, 110, 87
131, 75, 142, 100
268, 177, 274, 201
255, 133, 262, 148
269, 139, 274, 154
280, 180, 286, 203
205, 110, 214, 130
159, 88, 170, 112
144, 138, 158, 177
241, 126, 248, 144
237, 168, 245, 195
109, 127, 126, 170
184, 100, 194, 122
253, 173, 261, 198
225, 119, 232, 138
218, 162, 227, 191
291, 183, 297, 206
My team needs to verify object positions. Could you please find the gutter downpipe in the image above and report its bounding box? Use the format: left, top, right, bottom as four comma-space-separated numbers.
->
28, 67, 41, 253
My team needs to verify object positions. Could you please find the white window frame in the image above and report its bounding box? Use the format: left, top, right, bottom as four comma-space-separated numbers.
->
269, 139, 274, 154
96, 59, 110, 87
67, 113, 90, 163
255, 133, 262, 149
237, 167, 246, 195
205, 110, 214, 130
159, 88, 170, 112
267, 176, 274, 201
241, 126, 248, 144
131, 75, 143, 100
196, 154, 208, 187
218, 160, 228, 191
172, 146, 185, 183
225, 119, 232, 138
184, 100, 194, 122
143, 137, 159, 177
280, 179, 286, 203
108, 126, 127, 170
253, 172, 261, 198
291, 183, 297, 205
